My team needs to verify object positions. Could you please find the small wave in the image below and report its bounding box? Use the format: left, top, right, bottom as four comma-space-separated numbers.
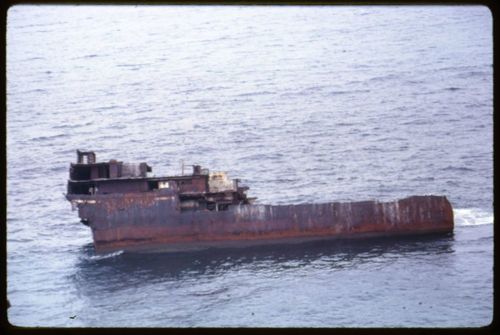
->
97, 105, 119, 112
70, 54, 107, 61
456, 71, 490, 79
299, 85, 329, 93
124, 82, 142, 87
400, 118, 431, 126
49, 165, 67, 173
328, 89, 370, 96
236, 91, 275, 98
368, 74, 399, 82
23, 56, 44, 61
52, 124, 81, 129
89, 250, 124, 261
30, 133, 68, 141
21, 88, 46, 94
191, 287, 229, 297
8, 238, 34, 243
176, 88, 198, 95
442, 165, 474, 172
52, 121, 95, 129
336, 122, 356, 127
411, 176, 435, 182
116, 63, 149, 68
436, 65, 476, 73
205, 85, 231, 92
454, 208, 493, 226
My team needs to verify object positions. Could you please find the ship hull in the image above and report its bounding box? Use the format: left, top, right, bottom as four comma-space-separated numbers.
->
68, 191, 454, 253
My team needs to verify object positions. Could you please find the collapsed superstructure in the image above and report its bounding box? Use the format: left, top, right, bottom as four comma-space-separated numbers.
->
66, 150, 454, 253
68, 150, 254, 213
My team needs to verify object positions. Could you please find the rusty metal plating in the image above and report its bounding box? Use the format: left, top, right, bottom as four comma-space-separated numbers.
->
66, 150, 454, 253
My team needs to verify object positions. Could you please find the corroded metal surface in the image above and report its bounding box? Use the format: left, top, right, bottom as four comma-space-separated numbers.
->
70, 193, 453, 253
66, 150, 454, 253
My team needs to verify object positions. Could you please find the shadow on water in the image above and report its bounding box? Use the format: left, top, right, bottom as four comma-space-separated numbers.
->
73, 233, 455, 295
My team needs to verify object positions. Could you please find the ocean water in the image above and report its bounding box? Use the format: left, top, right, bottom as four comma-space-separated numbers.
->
6, 5, 493, 327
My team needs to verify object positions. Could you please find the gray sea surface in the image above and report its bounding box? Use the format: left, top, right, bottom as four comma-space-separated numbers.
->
6, 5, 493, 327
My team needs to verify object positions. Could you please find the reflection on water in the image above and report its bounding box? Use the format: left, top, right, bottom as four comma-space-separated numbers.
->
74, 234, 454, 296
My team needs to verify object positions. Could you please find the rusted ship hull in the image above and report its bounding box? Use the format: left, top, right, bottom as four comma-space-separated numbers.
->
68, 191, 454, 253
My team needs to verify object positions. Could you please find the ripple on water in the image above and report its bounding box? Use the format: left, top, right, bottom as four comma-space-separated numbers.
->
6, 5, 493, 327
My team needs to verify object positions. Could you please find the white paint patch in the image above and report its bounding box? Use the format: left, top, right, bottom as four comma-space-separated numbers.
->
71, 199, 96, 206
208, 171, 236, 192
236, 204, 267, 221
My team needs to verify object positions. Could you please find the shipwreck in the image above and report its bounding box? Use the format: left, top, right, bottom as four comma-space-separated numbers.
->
66, 150, 454, 253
